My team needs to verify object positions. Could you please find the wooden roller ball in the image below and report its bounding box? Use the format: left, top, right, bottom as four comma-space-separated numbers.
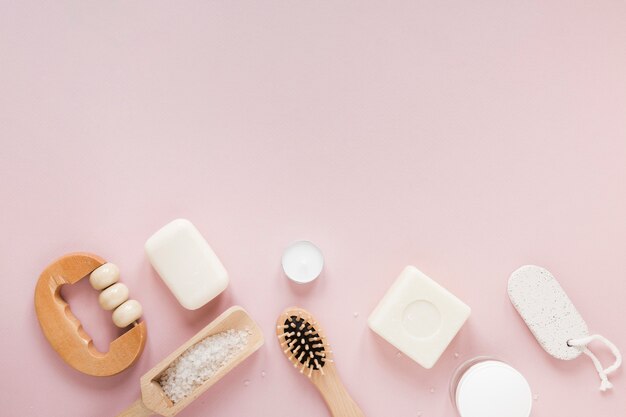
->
90, 263, 143, 328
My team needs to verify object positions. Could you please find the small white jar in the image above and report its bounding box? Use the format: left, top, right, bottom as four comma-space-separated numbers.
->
450, 357, 532, 417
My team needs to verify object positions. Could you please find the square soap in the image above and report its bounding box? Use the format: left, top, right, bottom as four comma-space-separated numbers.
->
368, 266, 470, 368
145, 219, 229, 310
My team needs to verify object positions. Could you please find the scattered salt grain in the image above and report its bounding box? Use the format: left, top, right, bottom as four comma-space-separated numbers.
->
159, 329, 249, 403
244, 379, 251, 386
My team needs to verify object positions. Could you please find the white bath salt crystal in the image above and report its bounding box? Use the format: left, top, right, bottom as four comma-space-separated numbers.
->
159, 329, 249, 403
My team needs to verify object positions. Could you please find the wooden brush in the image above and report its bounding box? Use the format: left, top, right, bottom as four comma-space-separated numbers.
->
276, 307, 364, 417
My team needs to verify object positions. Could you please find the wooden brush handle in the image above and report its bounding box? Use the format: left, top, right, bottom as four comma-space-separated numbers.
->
117, 399, 154, 417
313, 366, 365, 417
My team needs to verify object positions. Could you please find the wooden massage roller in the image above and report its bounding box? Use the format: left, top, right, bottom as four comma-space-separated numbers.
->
34, 253, 147, 376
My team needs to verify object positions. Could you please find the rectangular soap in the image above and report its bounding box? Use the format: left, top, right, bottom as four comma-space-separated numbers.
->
145, 218, 229, 310
368, 266, 470, 368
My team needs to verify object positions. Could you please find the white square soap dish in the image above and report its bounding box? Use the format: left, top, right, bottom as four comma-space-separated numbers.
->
368, 266, 470, 368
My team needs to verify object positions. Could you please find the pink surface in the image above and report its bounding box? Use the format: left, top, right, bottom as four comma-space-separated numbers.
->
1, 1, 625, 416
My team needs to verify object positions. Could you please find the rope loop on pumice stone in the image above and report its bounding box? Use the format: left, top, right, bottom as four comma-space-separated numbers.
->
567, 334, 622, 391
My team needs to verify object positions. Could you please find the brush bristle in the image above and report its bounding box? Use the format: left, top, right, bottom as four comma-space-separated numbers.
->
276, 310, 332, 377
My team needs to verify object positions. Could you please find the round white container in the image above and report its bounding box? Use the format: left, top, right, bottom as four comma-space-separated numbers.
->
450, 357, 532, 417
281, 240, 324, 284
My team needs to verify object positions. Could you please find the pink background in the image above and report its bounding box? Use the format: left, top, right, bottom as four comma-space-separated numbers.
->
1, 1, 625, 416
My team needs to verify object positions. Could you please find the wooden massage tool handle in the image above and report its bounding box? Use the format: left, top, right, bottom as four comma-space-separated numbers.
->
34, 252, 147, 376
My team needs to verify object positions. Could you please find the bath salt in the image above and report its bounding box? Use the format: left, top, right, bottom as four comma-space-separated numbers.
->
159, 329, 249, 403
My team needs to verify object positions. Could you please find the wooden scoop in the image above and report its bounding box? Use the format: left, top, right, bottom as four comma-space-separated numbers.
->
118, 306, 264, 417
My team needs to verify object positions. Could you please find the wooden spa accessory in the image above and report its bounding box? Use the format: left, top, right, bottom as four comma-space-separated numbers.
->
34, 252, 147, 376
118, 306, 264, 417
276, 306, 365, 417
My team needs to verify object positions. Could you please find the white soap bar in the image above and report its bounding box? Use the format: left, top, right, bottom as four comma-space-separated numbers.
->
368, 266, 470, 368
145, 219, 229, 310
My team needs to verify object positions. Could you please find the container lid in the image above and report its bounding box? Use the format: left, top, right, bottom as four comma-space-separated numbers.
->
456, 360, 532, 417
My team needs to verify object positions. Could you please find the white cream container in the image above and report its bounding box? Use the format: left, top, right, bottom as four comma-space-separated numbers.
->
450, 357, 532, 417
